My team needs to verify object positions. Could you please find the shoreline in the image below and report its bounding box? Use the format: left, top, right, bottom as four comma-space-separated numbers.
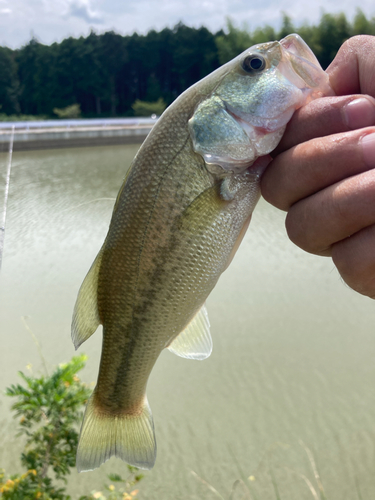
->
0, 119, 156, 152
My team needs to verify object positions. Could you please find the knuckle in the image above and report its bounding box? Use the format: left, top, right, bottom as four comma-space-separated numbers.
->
285, 198, 333, 256
260, 160, 289, 210
332, 239, 375, 298
285, 206, 310, 251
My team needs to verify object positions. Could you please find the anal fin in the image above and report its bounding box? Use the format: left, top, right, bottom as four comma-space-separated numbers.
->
72, 250, 103, 350
167, 304, 212, 360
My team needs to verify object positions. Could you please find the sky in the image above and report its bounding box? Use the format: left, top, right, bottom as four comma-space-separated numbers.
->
0, 0, 374, 49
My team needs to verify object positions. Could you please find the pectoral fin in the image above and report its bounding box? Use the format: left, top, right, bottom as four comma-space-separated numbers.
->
72, 250, 102, 350
167, 304, 212, 360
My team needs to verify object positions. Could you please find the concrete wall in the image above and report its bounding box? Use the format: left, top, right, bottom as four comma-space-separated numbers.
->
0, 124, 153, 152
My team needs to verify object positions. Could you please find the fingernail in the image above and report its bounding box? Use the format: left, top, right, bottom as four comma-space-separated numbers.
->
344, 98, 375, 129
361, 133, 375, 167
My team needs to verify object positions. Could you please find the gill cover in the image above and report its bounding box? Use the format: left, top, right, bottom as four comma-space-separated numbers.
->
188, 34, 332, 174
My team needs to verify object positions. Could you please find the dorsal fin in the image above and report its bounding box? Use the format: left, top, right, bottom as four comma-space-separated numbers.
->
167, 305, 212, 360
71, 250, 102, 350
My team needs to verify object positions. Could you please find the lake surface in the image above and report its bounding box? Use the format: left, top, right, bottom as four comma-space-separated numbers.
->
1, 144, 375, 500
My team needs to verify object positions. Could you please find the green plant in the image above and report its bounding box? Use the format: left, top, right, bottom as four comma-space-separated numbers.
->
79, 469, 144, 500
1, 355, 145, 500
7, 356, 90, 480
0, 467, 67, 500
53, 104, 81, 119
131, 98, 166, 117
1, 355, 90, 499
0, 113, 48, 121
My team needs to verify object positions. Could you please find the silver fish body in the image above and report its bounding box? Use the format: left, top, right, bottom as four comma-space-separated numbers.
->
72, 34, 332, 472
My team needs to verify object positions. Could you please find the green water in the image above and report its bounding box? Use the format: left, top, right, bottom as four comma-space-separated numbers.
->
1, 144, 375, 500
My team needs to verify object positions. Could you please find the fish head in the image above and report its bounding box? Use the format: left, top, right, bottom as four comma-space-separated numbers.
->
189, 34, 333, 174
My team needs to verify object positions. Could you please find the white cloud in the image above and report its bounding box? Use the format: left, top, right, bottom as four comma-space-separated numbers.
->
67, 0, 104, 24
0, 0, 373, 48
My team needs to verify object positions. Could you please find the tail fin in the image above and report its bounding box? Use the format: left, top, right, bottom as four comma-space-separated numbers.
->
76, 391, 156, 472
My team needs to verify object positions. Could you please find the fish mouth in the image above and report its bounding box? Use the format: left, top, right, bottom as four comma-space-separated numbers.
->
278, 34, 334, 98
225, 101, 295, 136
280, 34, 321, 70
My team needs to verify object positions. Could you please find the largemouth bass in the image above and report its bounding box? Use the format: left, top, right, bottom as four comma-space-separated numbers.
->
72, 34, 332, 472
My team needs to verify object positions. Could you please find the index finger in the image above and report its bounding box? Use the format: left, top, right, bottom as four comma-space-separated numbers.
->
273, 94, 375, 154
328, 35, 375, 96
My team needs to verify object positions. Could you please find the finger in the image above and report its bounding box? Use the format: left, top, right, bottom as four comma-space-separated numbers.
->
274, 94, 375, 154
332, 224, 375, 299
261, 127, 375, 211
285, 169, 375, 256
327, 35, 375, 97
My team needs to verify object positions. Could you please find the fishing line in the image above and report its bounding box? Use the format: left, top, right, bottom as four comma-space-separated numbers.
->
0, 125, 14, 275
59, 197, 116, 215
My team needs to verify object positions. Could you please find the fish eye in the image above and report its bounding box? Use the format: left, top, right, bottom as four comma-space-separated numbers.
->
242, 54, 266, 73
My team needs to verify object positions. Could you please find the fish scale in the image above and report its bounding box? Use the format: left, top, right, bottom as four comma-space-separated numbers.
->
72, 33, 333, 472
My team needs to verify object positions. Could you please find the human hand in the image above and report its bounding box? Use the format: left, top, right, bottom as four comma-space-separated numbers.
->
261, 35, 375, 298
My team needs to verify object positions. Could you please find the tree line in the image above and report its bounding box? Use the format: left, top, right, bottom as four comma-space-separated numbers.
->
0, 10, 374, 119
